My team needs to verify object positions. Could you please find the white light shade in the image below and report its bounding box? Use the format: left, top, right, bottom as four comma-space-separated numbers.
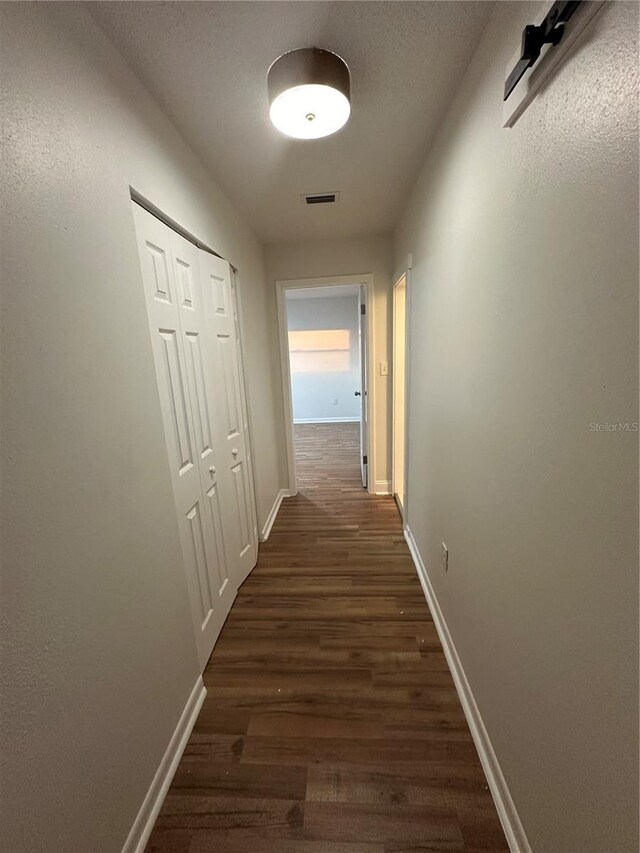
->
270, 84, 350, 139
267, 48, 351, 140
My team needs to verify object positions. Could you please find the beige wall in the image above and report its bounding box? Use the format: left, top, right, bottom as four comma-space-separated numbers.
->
265, 235, 394, 490
0, 4, 281, 851
394, 2, 639, 851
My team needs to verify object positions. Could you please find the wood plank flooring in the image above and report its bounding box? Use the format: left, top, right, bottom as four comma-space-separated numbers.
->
145, 423, 508, 853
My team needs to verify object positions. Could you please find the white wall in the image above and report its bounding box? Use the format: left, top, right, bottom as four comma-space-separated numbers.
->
286, 294, 361, 423
394, 3, 639, 851
266, 234, 393, 490
0, 4, 282, 852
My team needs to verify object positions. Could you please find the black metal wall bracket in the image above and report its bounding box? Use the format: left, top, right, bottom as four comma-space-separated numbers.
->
504, 1, 582, 101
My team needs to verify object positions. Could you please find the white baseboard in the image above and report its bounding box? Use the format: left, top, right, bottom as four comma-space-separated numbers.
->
403, 526, 531, 853
293, 417, 360, 424
374, 480, 392, 494
122, 676, 206, 853
260, 488, 290, 541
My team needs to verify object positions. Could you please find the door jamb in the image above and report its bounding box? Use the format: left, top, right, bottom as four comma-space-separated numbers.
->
275, 274, 376, 496
230, 269, 260, 554
392, 255, 412, 524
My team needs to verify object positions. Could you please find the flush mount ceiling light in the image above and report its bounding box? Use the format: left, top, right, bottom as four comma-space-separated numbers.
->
267, 47, 351, 140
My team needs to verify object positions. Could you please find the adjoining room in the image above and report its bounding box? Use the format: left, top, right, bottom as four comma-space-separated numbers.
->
282, 282, 370, 492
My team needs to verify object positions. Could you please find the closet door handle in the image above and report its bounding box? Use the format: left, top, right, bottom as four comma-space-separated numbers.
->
209, 466, 216, 476
232, 448, 239, 457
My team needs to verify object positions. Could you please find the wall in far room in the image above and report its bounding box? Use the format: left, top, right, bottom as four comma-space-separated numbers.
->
286, 291, 361, 423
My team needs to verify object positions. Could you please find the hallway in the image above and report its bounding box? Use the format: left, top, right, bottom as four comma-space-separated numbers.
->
145, 423, 508, 852
3, 3, 638, 850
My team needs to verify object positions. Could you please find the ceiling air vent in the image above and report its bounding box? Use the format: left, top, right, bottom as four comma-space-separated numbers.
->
301, 192, 340, 205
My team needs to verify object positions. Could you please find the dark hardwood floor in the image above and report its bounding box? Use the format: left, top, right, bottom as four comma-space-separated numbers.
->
145, 422, 508, 852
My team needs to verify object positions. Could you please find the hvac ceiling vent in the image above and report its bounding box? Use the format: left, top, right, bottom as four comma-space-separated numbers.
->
301, 192, 340, 205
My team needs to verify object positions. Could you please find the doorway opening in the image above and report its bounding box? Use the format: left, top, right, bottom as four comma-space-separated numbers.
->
276, 275, 375, 496
392, 272, 407, 517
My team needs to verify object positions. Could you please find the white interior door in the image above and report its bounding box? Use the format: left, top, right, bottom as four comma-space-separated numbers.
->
358, 286, 368, 489
169, 229, 237, 611
199, 250, 257, 585
133, 204, 234, 669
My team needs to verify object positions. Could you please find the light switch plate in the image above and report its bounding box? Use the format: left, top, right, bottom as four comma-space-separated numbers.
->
380, 361, 389, 376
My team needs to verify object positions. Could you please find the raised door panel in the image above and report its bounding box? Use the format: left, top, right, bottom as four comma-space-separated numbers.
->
183, 331, 214, 462
175, 257, 195, 310
210, 268, 229, 318
147, 242, 173, 306
159, 329, 195, 480
226, 333, 247, 448
185, 500, 215, 631
205, 481, 231, 598
231, 460, 252, 560
216, 333, 241, 440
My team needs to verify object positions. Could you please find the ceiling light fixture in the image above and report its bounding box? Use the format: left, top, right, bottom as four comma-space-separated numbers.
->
267, 47, 351, 140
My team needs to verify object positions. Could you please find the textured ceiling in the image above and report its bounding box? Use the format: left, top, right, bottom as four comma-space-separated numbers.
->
89, 1, 493, 244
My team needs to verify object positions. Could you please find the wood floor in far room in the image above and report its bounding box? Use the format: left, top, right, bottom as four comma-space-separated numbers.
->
145, 422, 508, 852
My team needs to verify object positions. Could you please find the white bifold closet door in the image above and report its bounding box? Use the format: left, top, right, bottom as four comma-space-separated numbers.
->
200, 250, 257, 586
133, 204, 257, 669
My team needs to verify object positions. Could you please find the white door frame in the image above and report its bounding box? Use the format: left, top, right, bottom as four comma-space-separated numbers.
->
392, 255, 412, 524
275, 274, 376, 496
230, 268, 260, 555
